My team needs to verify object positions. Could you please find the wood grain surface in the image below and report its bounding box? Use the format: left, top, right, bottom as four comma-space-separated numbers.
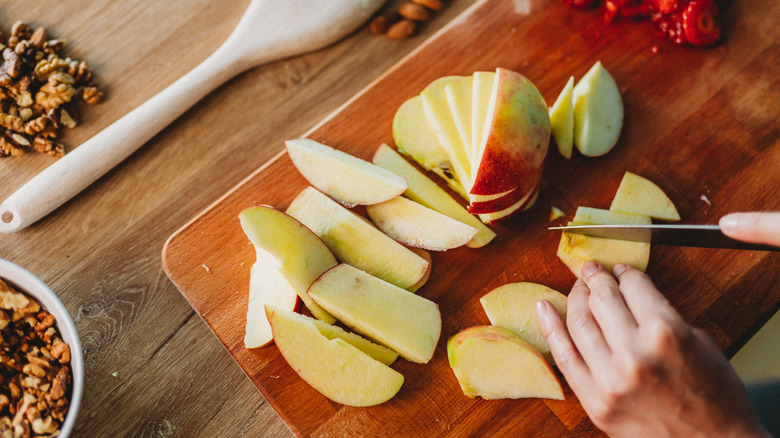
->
0, 0, 478, 436
162, 0, 780, 436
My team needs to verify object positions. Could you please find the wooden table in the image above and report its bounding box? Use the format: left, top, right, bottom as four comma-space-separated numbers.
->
1, 0, 778, 436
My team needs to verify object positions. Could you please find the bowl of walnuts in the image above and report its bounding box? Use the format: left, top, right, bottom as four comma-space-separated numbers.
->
0, 258, 83, 437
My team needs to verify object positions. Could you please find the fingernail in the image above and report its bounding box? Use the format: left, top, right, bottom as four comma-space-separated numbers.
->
613, 263, 629, 276
573, 278, 585, 288
581, 260, 599, 278
719, 214, 739, 232
536, 300, 551, 326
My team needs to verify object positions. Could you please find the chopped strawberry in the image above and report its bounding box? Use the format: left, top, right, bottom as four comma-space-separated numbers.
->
562, 0, 600, 10
646, 0, 682, 14
682, 0, 722, 46
653, 11, 687, 45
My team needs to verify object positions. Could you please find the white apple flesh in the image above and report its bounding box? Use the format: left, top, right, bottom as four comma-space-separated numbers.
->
266, 306, 404, 407
572, 61, 624, 157
610, 171, 680, 221
307, 264, 442, 364
286, 138, 407, 207
549, 76, 575, 159
244, 252, 301, 348
365, 196, 478, 251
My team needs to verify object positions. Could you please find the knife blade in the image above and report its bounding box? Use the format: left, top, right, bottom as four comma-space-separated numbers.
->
549, 224, 779, 251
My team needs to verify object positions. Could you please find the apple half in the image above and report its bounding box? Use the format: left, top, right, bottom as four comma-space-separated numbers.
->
286, 187, 429, 290
307, 264, 442, 364
366, 196, 477, 251
239, 205, 336, 324
480, 282, 567, 364
267, 306, 404, 407
572, 61, 624, 157
610, 171, 680, 221
372, 144, 496, 248
447, 325, 564, 400
286, 138, 407, 207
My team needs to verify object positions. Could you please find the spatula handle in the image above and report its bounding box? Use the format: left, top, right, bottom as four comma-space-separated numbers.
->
0, 47, 242, 233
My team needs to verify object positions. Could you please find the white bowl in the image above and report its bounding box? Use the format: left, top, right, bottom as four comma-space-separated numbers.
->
0, 259, 84, 438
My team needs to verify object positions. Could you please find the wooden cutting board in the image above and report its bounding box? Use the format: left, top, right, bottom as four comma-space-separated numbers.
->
162, 0, 780, 435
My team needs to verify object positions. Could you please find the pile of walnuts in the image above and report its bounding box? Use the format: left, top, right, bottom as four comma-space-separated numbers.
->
0, 21, 104, 158
0, 278, 72, 437
371, 0, 449, 39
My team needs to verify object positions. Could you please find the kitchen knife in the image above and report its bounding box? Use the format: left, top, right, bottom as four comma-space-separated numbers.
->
549, 224, 779, 251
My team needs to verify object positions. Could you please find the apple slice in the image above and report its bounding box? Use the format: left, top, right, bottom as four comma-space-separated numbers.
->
557, 206, 651, 277
286, 187, 429, 290
610, 172, 680, 221
308, 316, 399, 366
307, 264, 442, 364
407, 247, 432, 293
244, 253, 301, 348
480, 282, 567, 364
392, 95, 467, 199
286, 138, 406, 207
365, 197, 478, 251
444, 76, 475, 166
572, 61, 624, 157
549, 76, 575, 159
447, 326, 564, 400
420, 76, 472, 186
479, 188, 539, 224
239, 205, 336, 323
267, 306, 404, 407
471, 71, 495, 168
372, 144, 496, 248
471, 68, 550, 196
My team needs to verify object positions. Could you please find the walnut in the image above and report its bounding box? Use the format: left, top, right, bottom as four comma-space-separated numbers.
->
22, 116, 46, 136
82, 85, 104, 105
0, 113, 23, 132
31, 137, 64, 157
28, 28, 46, 49
1, 49, 21, 79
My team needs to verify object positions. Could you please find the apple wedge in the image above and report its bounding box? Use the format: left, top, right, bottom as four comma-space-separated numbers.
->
407, 247, 432, 293
267, 306, 404, 407
420, 76, 472, 187
244, 253, 301, 348
365, 197, 477, 251
286, 138, 406, 207
471, 71, 495, 167
307, 264, 442, 364
479, 188, 539, 224
549, 76, 574, 159
572, 61, 623, 157
308, 316, 399, 366
610, 172, 680, 221
286, 187, 429, 290
444, 76, 475, 165
392, 95, 467, 199
480, 282, 567, 364
239, 205, 336, 323
557, 207, 651, 277
471, 68, 550, 196
447, 326, 564, 400
372, 144, 496, 248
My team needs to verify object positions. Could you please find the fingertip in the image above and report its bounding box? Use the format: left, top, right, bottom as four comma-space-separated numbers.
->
613, 263, 630, 277
719, 213, 741, 235
581, 260, 601, 278
536, 300, 554, 329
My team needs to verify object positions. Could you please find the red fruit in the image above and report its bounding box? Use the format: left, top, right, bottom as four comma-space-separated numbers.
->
646, 0, 682, 14
682, 0, 722, 46
653, 11, 686, 45
563, 0, 600, 10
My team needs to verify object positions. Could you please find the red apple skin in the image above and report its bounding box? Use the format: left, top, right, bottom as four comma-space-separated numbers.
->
484, 188, 539, 225
470, 69, 550, 196
467, 170, 541, 214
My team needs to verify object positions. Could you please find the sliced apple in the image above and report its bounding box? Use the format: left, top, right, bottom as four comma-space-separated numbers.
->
307, 264, 442, 364
308, 316, 399, 366
549, 76, 575, 159
365, 197, 477, 251
392, 95, 467, 199
447, 325, 564, 400
372, 144, 496, 248
420, 76, 472, 186
267, 306, 404, 407
550, 206, 565, 222
444, 76, 475, 166
286, 187, 428, 290
239, 205, 336, 323
471, 71, 495, 167
471, 68, 550, 196
244, 253, 301, 348
557, 207, 651, 277
610, 172, 680, 221
572, 61, 623, 157
285, 139, 406, 207
479, 188, 539, 224
407, 247, 432, 293
480, 282, 567, 364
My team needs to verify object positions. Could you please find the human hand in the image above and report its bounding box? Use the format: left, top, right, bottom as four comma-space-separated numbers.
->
720, 212, 780, 247
536, 261, 771, 438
